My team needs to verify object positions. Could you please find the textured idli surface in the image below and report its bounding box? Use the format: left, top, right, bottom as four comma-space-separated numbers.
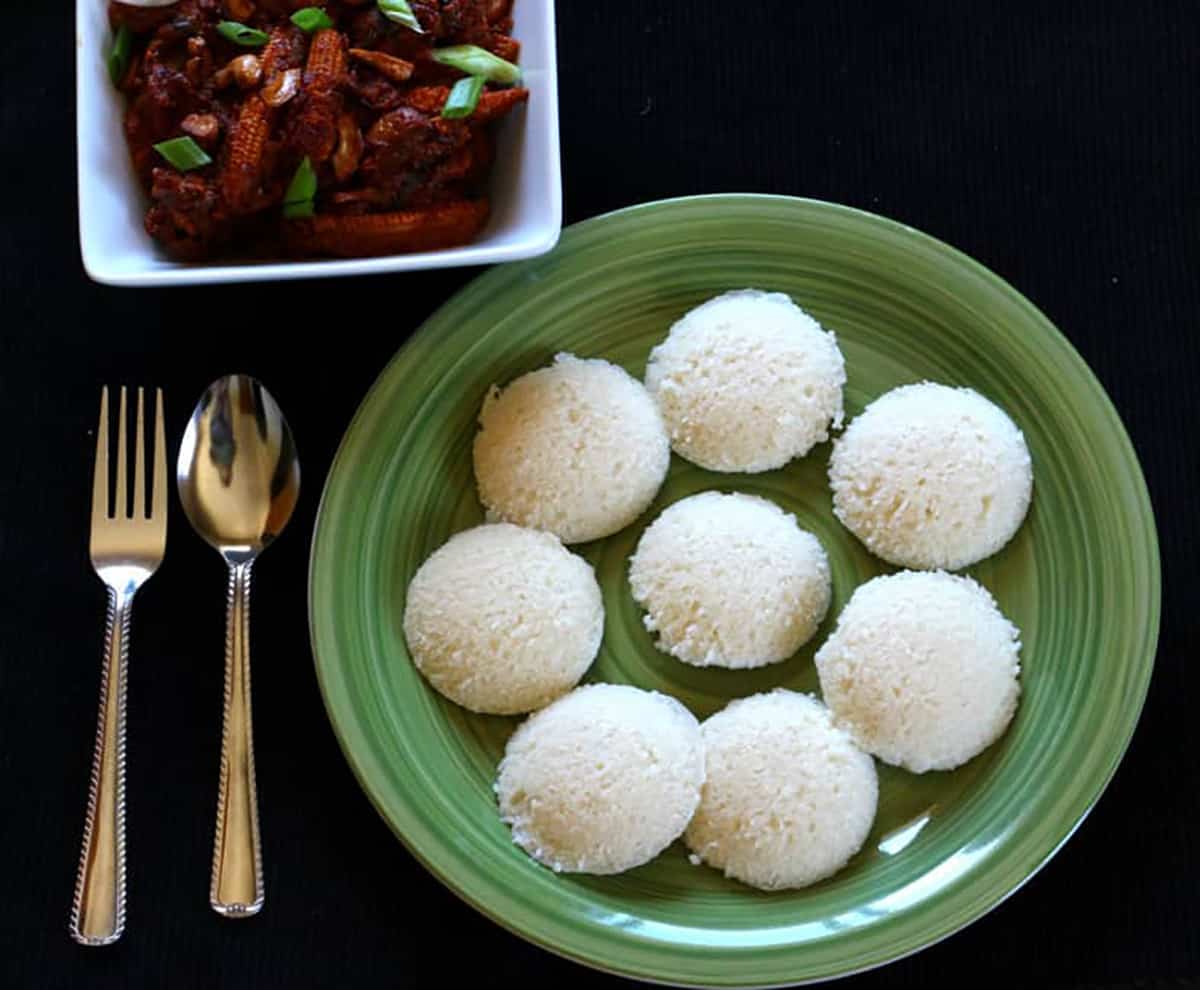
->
403, 524, 603, 715
474, 353, 670, 544
829, 382, 1033, 570
645, 290, 846, 473
629, 492, 831, 669
685, 691, 878, 891
496, 684, 704, 874
815, 570, 1022, 773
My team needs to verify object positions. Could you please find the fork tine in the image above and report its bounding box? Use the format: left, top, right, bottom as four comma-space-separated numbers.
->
115, 387, 128, 519
134, 388, 146, 519
92, 387, 110, 520
152, 388, 167, 522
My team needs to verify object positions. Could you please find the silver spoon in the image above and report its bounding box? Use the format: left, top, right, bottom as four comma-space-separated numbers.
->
177, 375, 300, 918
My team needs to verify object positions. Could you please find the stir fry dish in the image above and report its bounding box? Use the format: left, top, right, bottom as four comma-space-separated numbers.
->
105, 1, 527, 260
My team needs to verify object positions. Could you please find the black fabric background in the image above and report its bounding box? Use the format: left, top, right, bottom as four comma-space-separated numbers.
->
1, 2, 1197, 987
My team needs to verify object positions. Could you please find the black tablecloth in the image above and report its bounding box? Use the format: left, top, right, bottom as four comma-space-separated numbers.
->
2, 3, 1197, 987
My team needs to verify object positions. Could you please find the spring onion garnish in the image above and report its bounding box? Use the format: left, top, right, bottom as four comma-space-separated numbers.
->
108, 25, 134, 86
441, 75, 485, 119
432, 45, 520, 85
217, 21, 270, 46
283, 200, 315, 219
290, 7, 333, 33
377, 0, 423, 33
153, 136, 212, 171
282, 156, 317, 219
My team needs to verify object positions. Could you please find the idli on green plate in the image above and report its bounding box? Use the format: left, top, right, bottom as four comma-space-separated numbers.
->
496, 684, 705, 875
474, 353, 670, 544
645, 290, 846, 473
403, 523, 603, 715
815, 570, 1022, 773
629, 492, 832, 670
685, 691, 878, 891
829, 382, 1033, 570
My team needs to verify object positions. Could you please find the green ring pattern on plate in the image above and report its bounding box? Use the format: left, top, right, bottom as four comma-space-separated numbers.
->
308, 195, 1160, 987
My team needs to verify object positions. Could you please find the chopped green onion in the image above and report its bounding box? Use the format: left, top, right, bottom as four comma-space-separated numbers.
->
441, 75, 485, 119
377, 0, 423, 33
217, 20, 270, 46
284, 157, 317, 203
283, 200, 315, 219
432, 45, 520, 85
153, 137, 212, 171
290, 7, 334, 33
282, 156, 317, 219
108, 25, 134, 87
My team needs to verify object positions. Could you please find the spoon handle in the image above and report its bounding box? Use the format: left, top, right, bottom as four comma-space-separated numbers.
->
210, 560, 264, 918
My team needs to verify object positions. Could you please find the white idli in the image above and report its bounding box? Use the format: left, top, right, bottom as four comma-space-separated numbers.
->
684, 691, 878, 891
402, 523, 603, 715
814, 570, 1021, 773
629, 492, 831, 669
829, 382, 1033, 570
474, 353, 670, 544
496, 684, 704, 874
645, 290, 846, 473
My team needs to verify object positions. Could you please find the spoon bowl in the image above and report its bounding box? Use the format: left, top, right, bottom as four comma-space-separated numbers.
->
178, 375, 300, 561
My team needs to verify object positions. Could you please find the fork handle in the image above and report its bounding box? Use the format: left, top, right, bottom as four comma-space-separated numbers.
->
210, 560, 264, 917
71, 586, 132, 946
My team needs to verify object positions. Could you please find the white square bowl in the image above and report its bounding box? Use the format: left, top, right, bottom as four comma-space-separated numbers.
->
76, 1, 561, 287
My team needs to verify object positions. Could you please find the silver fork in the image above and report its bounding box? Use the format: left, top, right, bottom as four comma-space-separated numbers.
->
70, 387, 167, 946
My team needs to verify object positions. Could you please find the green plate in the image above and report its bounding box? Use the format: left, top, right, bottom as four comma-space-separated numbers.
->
308, 195, 1159, 986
